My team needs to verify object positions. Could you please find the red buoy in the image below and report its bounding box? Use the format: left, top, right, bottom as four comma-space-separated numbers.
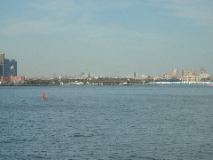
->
42, 92, 48, 100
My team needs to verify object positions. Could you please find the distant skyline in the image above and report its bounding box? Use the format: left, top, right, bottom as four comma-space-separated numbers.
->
0, 0, 213, 77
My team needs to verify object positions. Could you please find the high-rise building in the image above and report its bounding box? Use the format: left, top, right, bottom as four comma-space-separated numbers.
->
4, 59, 17, 76
0, 52, 5, 77
134, 72, 136, 79
0, 52, 17, 77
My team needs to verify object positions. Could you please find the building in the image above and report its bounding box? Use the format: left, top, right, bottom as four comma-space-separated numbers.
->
134, 72, 136, 79
198, 68, 210, 81
181, 70, 197, 82
0, 52, 5, 77
2, 76, 25, 84
163, 68, 178, 80
0, 52, 17, 77
200, 68, 207, 74
4, 59, 17, 76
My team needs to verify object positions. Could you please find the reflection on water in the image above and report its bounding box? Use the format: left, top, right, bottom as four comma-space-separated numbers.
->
0, 86, 213, 160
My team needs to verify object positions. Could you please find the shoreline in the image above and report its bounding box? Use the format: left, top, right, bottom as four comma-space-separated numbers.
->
0, 81, 213, 87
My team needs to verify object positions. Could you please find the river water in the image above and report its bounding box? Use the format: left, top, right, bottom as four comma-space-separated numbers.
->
0, 86, 213, 160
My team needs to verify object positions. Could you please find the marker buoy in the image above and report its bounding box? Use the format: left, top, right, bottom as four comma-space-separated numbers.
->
42, 92, 48, 100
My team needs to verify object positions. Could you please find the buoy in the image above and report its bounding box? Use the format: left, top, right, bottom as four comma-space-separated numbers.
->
42, 92, 48, 100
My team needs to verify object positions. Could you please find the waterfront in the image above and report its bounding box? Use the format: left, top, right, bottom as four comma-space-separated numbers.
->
0, 86, 213, 160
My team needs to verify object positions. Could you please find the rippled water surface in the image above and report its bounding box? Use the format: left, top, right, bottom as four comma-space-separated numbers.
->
0, 86, 213, 160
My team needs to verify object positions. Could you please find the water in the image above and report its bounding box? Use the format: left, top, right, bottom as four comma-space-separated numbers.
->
0, 86, 213, 160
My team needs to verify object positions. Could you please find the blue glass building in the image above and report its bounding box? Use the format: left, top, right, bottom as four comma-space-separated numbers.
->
4, 59, 17, 76
0, 53, 5, 77
0, 53, 17, 77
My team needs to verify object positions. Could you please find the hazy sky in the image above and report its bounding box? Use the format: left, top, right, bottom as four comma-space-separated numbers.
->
0, 0, 213, 77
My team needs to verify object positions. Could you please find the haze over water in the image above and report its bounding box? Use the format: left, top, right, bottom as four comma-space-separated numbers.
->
0, 86, 213, 160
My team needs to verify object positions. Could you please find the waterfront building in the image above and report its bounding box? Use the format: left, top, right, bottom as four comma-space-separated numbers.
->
0, 52, 17, 77
0, 52, 5, 77
163, 68, 178, 80
4, 59, 17, 76
181, 70, 197, 82
198, 68, 210, 81
200, 68, 207, 74
0, 52, 19, 84
134, 72, 136, 79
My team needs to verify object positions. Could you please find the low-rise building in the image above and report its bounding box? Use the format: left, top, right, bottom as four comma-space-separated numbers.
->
181, 70, 197, 82
163, 68, 178, 80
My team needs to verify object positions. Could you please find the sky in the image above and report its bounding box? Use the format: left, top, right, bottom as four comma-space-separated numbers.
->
0, 0, 213, 77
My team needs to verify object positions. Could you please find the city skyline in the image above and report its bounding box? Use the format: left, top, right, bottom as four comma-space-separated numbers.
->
0, 0, 213, 76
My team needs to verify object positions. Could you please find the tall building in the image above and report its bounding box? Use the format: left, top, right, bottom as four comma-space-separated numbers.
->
0, 52, 17, 77
0, 52, 5, 77
4, 59, 17, 76
134, 72, 136, 79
